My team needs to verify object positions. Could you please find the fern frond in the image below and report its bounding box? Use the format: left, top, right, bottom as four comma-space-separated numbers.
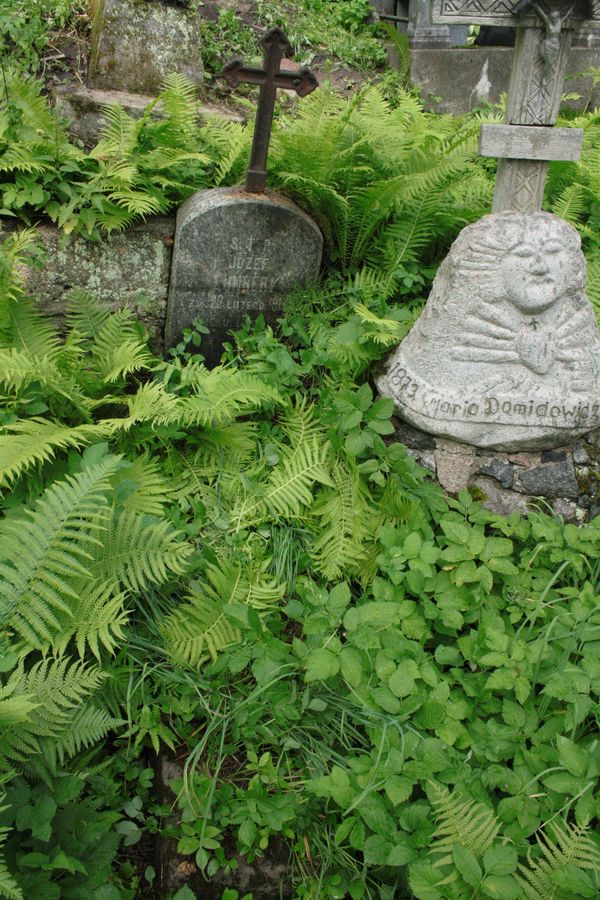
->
233, 433, 332, 527
0, 815, 22, 900
354, 303, 415, 346
157, 73, 200, 144
52, 579, 129, 661
586, 258, 600, 320
175, 366, 282, 425
0, 458, 117, 647
161, 560, 285, 667
514, 820, 600, 899
43, 703, 123, 767
0, 418, 113, 487
112, 456, 172, 516
65, 288, 112, 339
429, 782, 500, 866
1, 297, 61, 358
0, 348, 89, 411
121, 381, 178, 427
312, 461, 371, 581
0, 658, 106, 766
89, 509, 192, 592
349, 267, 397, 305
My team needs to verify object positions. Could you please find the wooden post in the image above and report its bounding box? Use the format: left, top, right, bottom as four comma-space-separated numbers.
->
430, 0, 599, 211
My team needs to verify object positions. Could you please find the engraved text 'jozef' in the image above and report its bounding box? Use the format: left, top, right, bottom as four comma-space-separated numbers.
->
377, 212, 600, 451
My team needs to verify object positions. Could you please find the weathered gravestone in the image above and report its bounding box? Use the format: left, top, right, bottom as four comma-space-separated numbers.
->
164, 27, 323, 365
377, 211, 600, 450
378, 0, 600, 453
89, 0, 204, 95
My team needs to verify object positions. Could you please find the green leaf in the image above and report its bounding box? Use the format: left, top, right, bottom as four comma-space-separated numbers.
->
552, 864, 595, 897
372, 686, 401, 713
481, 537, 513, 558
543, 772, 584, 793
16, 796, 57, 842
172, 888, 196, 900
557, 734, 588, 777
387, 842, 415, 866
335, 816, 356, 845
441, 520, 471, 545
409, 861, 444, 899
239, 819, 256, 846
403, 532, 422, 559
340, 646, 364, 687
483, 845, 518, 876
177, 836, 199, 855
385, 775, 413, 806
502, 700, 526, 729
388, 660, 419, 698
481, 875, 520, 898
363, 834, 391, 864
453, 845, 482, 887
486, 557, 518, 575
478, 565, 493, 593
305, 648, 340, 682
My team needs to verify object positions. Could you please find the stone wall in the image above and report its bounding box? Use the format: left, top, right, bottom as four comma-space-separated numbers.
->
5, 217, 175, 351
408, 47, 600, 114
394, 420, 600, 521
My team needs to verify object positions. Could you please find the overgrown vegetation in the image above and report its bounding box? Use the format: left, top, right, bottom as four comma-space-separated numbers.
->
2, 179, 600, 898
199, 0, 387, 80
2, 65, 600, 305
0, 0, 85, 73
2, 7, 600, 897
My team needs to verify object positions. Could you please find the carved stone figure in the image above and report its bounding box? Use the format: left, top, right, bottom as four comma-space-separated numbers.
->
377, 211, 600, 450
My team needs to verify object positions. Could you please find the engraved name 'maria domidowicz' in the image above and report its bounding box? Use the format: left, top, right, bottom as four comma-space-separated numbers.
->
378, 211, 600, 451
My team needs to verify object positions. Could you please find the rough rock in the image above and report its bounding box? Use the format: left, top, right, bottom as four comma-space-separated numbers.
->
5, 217, 174, 349
473, 457, 514, 488
54, 85, 243, 148
89, 0, 204, 95
434, 439, 476, 493
517, 458, 579, 498
165, 187, 322, 366
392, 418, 436, 450
378, 211, 600, 451
471, 476, 529, 516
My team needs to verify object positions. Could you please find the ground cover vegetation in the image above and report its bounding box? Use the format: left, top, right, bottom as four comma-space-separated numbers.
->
2, 4, 600, 899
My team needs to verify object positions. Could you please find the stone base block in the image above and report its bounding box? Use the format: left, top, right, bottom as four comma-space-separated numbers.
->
53, 84, 243, 148
2, 218, 175, 351
392, 419, 600, 521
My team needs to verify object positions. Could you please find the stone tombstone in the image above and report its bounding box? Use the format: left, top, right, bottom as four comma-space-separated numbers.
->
89, 0, 203, 95
377, 211, 600, 451
164, 187, 323, 365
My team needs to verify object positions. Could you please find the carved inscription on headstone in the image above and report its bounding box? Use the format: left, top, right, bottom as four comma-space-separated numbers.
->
377, 211, 600, 450
164, 187, 323, 365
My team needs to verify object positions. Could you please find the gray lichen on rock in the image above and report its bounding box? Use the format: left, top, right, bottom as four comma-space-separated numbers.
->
89, 0, 204, 95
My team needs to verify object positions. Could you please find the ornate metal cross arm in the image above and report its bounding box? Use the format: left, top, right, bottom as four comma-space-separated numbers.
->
222, 26, 319, 193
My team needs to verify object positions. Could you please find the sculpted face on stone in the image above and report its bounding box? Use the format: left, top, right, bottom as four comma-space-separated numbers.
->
377, 211, 600, 450
501, 230, 578, 314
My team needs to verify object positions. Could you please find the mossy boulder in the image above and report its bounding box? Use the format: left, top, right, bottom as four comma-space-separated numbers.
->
89, 0, 204, 95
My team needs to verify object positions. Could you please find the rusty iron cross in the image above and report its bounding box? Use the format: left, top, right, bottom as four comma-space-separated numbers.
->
222, 26, 318, 193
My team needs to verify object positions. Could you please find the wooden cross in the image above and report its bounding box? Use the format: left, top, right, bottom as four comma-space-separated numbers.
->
431, 0, 600, 212
222, 26, 319, 193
